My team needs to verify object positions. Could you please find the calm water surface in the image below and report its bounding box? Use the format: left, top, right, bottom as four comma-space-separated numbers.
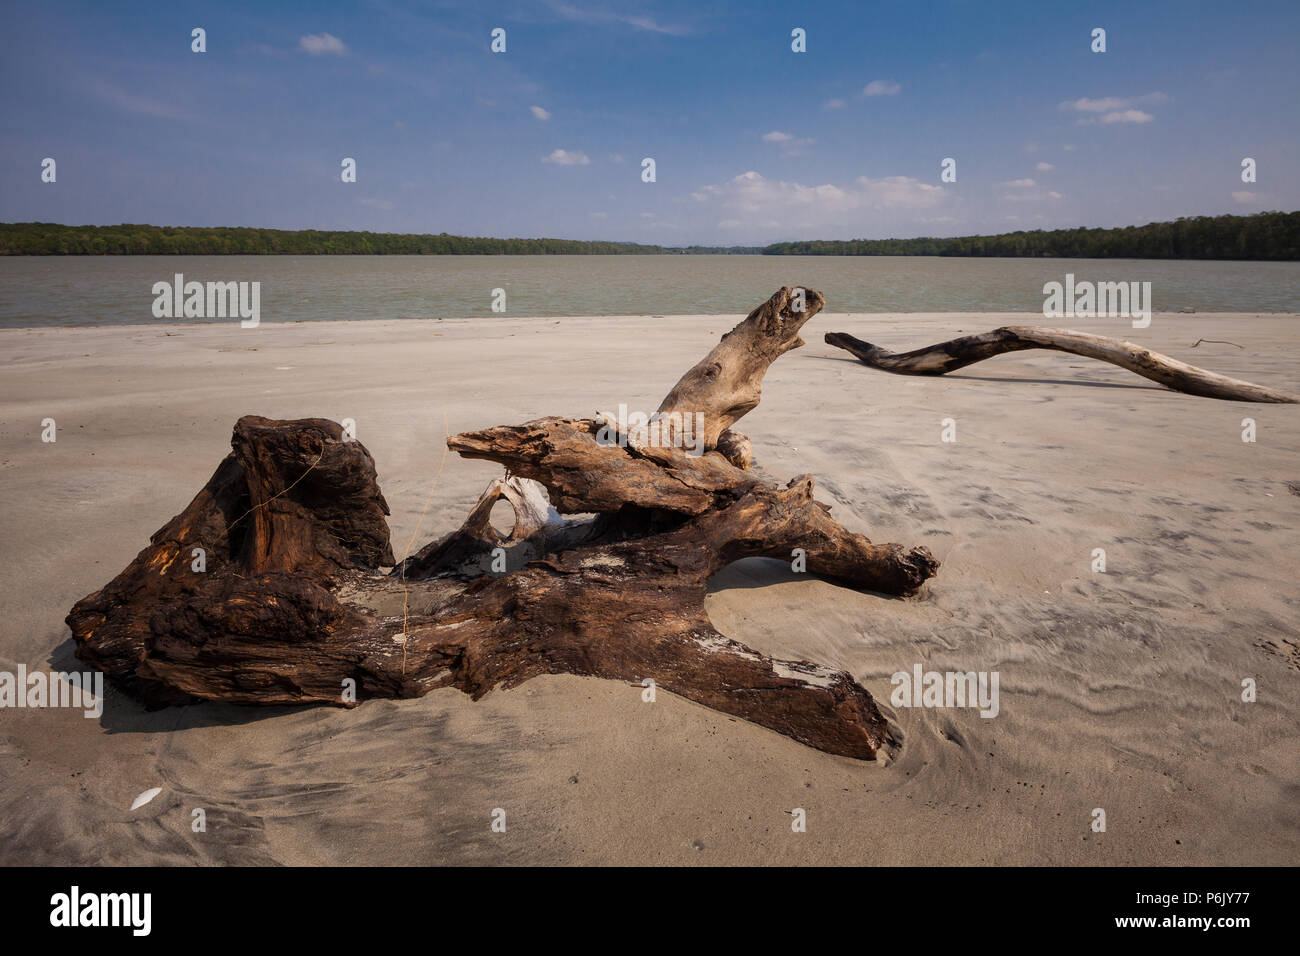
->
0, 255, 1296, 328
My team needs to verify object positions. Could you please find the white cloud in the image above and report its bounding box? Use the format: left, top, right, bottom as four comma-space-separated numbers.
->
762, 131, 814, 156
589, 211, 608, 220
822, 98, 846, 110
548, 2, 688, 36
1035, 162, 1054, 171
299, 33, 346, 55
1061, 93, 1164, 125
608, 154, 625, 163
542, 149, 590, 166
1062, 96, 1129, 113
530, 106, 552, 121
1060, 92, 1167, 113
759, 130, 811, 155
1232, 190, 1257, 203
999, 183, 1063, 202
1092, 109, 1154, 125
690, 170, 946, 234
90, 81, 191, 120
862, 80, 901, 97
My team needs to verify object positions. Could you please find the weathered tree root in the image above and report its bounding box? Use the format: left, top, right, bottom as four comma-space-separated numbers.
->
825, 326, 1298, 403
67, 287, 938, 760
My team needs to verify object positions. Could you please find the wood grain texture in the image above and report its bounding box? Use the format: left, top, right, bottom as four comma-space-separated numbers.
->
826, 326, 1299, 403
68, 288, 938, 759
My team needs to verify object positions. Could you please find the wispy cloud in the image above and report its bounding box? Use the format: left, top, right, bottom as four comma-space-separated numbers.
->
299, 33, 346, 56
530, 105, 552, 121
547, 2, 689, 36
90, 81, 191, 121
1090, 109, 1154, 125
762, 131, 814, 156
690, 170, 945, 233
999, 185, 1063, 202
1035, 162, 1054, 171
542, 148, 591, 166
862, 80, 901, 97
1060, 92, 1165, 125
821, 98, 846, 110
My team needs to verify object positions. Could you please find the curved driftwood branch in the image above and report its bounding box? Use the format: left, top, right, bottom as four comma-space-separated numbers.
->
68, 287, 938, 760
825, 326, 1298, 403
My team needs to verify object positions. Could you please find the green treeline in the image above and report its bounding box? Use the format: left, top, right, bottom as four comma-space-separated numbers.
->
0, 223, 759, 256
761, 211, 1300, 260
2, 212, 1298, 258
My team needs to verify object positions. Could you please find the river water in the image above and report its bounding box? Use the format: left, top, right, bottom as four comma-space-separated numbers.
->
1, 255, 1296, 328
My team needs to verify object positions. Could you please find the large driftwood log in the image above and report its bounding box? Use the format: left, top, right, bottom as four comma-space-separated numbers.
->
68, 288, 938, 760
825, 326, 1299, 403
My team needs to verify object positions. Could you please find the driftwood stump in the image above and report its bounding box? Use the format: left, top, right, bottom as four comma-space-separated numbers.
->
68, 288, 938, 759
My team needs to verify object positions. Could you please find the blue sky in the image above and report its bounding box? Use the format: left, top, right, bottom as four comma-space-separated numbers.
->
2, 0, 1297, 245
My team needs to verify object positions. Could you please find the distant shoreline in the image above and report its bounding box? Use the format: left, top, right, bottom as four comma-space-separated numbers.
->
2, 211, 1298, 260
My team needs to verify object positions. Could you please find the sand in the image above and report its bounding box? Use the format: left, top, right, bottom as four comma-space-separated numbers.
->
1, 311, 1297, 865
